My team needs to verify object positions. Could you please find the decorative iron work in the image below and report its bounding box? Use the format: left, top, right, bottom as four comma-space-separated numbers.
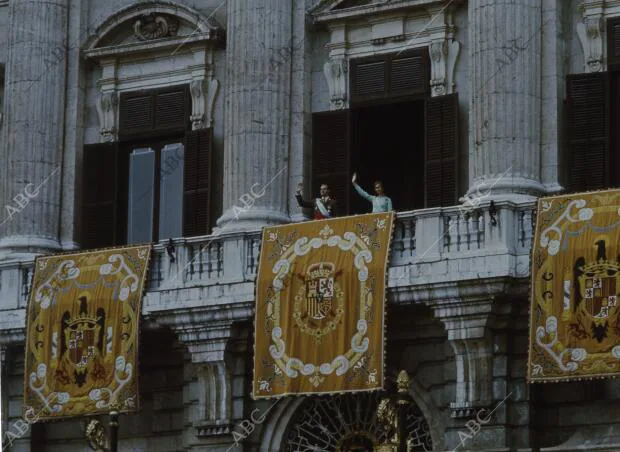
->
284, 391, 433, 451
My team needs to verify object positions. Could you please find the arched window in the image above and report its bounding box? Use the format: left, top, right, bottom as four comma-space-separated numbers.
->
80, 2, 223, 248
283, 392, 433, 451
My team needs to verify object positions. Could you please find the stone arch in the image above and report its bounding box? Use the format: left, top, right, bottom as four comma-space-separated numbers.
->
83, 0, 221, 50
258, 382, 444, 451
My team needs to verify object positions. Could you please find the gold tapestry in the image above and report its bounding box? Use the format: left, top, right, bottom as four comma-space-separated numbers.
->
23, 245, 151, 420
528, 189, 620, 382
253, 212, 394, 398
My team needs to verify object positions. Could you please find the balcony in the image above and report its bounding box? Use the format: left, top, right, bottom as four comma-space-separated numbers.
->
0, 199, 534, 334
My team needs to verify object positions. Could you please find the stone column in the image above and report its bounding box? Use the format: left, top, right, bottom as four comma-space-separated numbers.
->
468, 0, 544, 199
0, 0, 68, 257
216, 0, 293, 231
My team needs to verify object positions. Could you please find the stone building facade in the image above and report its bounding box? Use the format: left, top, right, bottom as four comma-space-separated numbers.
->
1, 0, 620, 450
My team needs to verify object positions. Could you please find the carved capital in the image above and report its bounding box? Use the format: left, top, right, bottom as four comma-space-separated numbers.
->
323, 56, 348, 110
577, 14, 604, 73
431, 298, 495, 418
96, 90, 118, 142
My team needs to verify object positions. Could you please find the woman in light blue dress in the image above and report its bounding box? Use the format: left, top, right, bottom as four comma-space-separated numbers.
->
351, 172, 393, 212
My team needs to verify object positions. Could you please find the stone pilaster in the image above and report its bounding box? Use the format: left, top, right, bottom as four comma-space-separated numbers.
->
468, 0, 544, 199
0, 0, 68, 258
216, 0, 293, 231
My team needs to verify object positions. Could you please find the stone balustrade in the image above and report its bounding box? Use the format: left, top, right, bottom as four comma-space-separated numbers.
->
0, 200, 535, 335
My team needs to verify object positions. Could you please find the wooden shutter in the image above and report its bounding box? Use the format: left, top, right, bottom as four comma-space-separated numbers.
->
390, 51, 428, 97
312, 111, 350, 215
608, 18, 620, 70
119, 92, 154, 137
566, 73, 609, 192
155, 88, 188, 131
81, 143, 119, 249
183, 129, 212, 237
425, 93, 459, 208
351, 57, 388, 103
350, 49, 428, 105
119, 85, 189, 139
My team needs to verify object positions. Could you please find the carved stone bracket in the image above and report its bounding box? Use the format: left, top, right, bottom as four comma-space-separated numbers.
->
429, 39, 460, 96
577, 7, 604, 73
190, 77, 219, 130
96, 90, 118, 142
430, 298, 495, 418
324, 56, 348, 110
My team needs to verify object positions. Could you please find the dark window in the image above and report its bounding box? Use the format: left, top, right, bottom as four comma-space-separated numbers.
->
425, 93, 459, 208
565, 73, 609, 192
310, 49, 459, 215
563, 18, 620, 193
312, 111, 351, 214
80, 85, 212, 249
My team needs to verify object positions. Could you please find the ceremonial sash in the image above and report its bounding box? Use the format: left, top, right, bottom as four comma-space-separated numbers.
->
315, 198, 330, 217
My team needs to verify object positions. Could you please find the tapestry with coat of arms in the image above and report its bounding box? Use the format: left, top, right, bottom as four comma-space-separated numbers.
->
528, 189, 620, 382
253, 212, 394, 398
23, 245, 151, 420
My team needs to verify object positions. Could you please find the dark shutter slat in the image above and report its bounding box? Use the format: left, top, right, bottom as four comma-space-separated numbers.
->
119, 85, 189, 138
608, 19, 620, 69
352, 61, 386, 97
391, 54, 426, 94
425, 93, 459, 208
566, 73, 609, 192
350, 49, 428, 105
120, 94, 154, 134
615, 24, 620, 60
155, 89, 187, 130
183, 129, 211, 237
312, 111, 350, 215
81, 143, 118, 249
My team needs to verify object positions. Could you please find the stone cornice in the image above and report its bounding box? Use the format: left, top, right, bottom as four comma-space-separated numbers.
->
83, 33, 219, 60
0, 327, 25, 346
389, 276, 529, 307
311, 0, 462, 24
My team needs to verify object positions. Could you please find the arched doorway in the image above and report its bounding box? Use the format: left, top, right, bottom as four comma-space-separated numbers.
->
282, 391, 433, 451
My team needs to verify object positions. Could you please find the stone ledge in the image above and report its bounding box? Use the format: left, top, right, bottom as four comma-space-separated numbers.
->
449, 400, 492, 419
194, 421, 232, 438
